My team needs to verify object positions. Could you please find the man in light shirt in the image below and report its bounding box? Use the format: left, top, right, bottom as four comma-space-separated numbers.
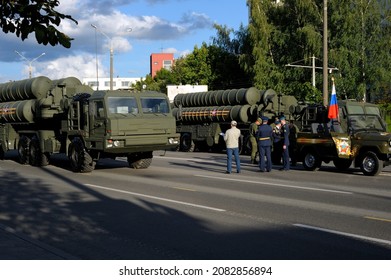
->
223, 120, 241, 174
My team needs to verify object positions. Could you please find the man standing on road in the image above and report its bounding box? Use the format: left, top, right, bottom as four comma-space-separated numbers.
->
249, 117, 262, 164
256, 116, 273, 172
280, 116, 290, 171
224, 120, 241, 174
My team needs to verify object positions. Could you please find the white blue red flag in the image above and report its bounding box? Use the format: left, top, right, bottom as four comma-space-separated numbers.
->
328, 80, 339, 120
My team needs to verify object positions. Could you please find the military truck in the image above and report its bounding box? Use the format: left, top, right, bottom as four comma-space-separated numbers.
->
294, 100, 391, 176
0, 76, 179, 172
172, 87, 298, 153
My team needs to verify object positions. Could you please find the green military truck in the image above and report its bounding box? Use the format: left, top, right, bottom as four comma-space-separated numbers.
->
294, 100, 391, 176
0, 76, 179, 172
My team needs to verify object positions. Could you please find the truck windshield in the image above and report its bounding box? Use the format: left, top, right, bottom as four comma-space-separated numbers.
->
108, 97, 138, 115
140, 97, 169, 114
348, 115, 386, 132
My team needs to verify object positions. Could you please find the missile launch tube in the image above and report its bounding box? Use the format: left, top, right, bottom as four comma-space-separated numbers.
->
0, 100, 35, 123
172, 104, 252, 124
173, 87, 261, 108
0, 76, 52, 102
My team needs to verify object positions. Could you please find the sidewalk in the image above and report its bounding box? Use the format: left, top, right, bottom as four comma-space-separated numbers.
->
0, 224, 75, 260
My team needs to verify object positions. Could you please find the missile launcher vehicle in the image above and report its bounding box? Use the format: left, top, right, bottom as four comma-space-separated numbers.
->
172, 87, 298, 153
0, 76, 179, 172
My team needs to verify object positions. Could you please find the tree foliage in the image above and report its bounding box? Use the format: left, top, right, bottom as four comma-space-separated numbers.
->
248, 0, 390, 103
142, 24, 252, 93
0, 0, 77, 48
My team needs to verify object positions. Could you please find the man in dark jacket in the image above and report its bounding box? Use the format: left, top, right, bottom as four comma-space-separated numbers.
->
279, 116, 290, 171
256, 116, 273, 172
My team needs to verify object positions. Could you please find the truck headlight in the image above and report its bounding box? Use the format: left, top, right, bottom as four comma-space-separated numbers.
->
168, 138, 179, 145
106, 139, 123, 148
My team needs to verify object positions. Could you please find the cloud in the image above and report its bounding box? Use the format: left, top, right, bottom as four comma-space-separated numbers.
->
0, 0, 214, 81
35, 53, 108, 80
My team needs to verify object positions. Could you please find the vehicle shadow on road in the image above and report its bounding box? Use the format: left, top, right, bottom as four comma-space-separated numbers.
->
0, 166, 390, 260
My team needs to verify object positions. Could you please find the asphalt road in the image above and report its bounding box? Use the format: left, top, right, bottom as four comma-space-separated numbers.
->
0, 150, 390, 259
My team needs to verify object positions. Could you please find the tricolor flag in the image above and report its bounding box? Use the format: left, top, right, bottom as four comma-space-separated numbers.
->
328, 80, 339, 120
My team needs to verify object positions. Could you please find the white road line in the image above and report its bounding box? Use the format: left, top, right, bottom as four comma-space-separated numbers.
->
195, 174, 353, 194
84, 183, 226, 212
294, 223, 391, 246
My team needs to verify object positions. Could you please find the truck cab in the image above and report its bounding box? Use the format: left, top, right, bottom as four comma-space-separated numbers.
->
66, 90, 179, 172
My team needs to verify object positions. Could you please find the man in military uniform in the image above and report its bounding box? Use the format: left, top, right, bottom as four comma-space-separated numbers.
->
288, 120, 299, 166
256, 116, 273, 172
249, 117, 262, 164
272, 119, 282, 165
279, 116, 290, 171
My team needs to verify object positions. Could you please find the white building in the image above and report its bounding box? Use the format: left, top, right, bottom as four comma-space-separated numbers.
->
82, 77, 142, 91
166, 84, 208, 103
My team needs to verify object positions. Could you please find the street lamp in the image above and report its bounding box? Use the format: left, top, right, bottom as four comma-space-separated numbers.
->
15, 51, 45, 78
90, 25, 132, 91
91, 24, 113, 90
91, 24, 99, 90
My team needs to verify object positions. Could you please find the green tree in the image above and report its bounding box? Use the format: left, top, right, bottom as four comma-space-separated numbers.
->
171, 43, 213, 86
329, 0, 391, 102
209, 24, 253, 89
248, 0, 390, 103
0, 0, 77, 48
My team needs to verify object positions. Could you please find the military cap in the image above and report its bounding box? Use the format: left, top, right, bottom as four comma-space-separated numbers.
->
275, 120, 281, 125
256, 117, 263, 122
279, 116, 286, 121
261, 116, 269, 122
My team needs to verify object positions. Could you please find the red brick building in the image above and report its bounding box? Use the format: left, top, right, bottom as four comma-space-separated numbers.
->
150, 53, 174, 78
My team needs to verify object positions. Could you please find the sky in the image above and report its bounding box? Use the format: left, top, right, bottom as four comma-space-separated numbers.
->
0, 0, 249, 83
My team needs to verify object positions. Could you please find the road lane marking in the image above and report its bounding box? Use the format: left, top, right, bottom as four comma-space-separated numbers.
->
293, 223, 391, 246
364, 216, 391, 223
172, 187, 196, 192
84, 184, 226, 212
195, 175, 353, 194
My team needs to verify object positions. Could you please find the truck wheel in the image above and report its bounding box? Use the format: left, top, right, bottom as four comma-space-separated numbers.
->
360, 151, 382, 176
0, 144, 5, 160
333, 158, 352, 170
29, 137, 49, 166
18, 136, 30, 164
68, 138, 95, 173
302, 150, 321, 171
180, 133, 195, 152
127, 152, 153, 169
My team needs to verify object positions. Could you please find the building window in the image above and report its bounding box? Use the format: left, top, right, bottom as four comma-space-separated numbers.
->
88, 81, 99, 87
121, 81, 129, 87
104, 81, 116, 87
163, 60, 172, 70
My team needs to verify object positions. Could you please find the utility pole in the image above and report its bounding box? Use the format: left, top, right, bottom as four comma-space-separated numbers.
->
91, 24, 99, 90
91, 24, 113, 90
285, 55, 337, 88
323, 0, 328, 106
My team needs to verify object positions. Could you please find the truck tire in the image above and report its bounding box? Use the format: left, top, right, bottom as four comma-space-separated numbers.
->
302, 150, 321, 171
0, 144, 5, 160
127, 152, 153, 169
333, 158, 352, 171
29, 137, 49, 166
18, 136, 30, 164
68, 138, 95, 173
180, 133, 195, 152
360, 151, 383, 176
